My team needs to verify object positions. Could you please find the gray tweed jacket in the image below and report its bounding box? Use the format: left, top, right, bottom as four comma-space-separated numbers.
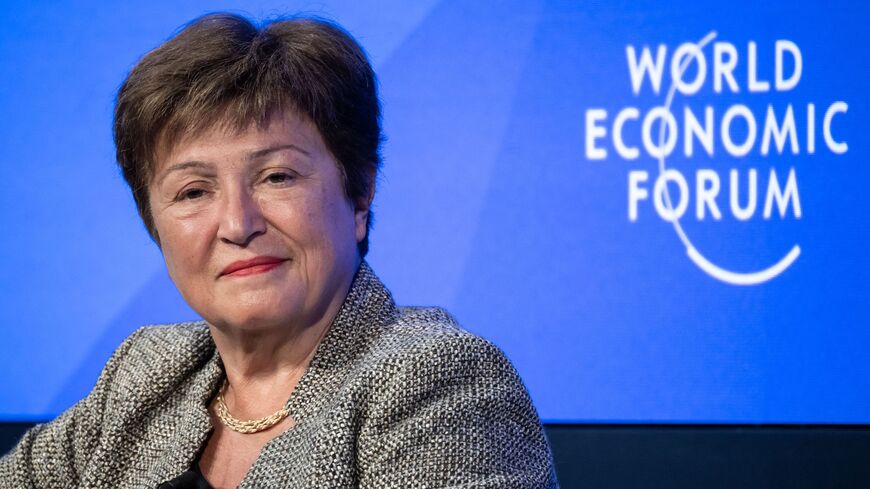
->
0, 262, 558, 488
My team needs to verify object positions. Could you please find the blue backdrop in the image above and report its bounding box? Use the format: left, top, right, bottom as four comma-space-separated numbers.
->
0, 0, 867, 423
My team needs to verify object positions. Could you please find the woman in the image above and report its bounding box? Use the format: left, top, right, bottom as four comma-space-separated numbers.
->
0, 13, 557, 488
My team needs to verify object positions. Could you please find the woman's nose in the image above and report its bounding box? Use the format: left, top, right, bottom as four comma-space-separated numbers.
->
217, 187, 266, 246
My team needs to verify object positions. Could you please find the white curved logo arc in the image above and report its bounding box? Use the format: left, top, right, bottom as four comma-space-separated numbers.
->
657, 30, 800, 286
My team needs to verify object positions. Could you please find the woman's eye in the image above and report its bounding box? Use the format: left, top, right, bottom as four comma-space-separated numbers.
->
265, 172, 294, 184
178, 188, 206, 201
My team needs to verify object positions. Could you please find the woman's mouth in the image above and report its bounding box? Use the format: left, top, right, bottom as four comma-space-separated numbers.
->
220, 256, 289, 277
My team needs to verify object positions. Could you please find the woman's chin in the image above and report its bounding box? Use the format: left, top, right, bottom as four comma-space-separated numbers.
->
205, 304, 304, 335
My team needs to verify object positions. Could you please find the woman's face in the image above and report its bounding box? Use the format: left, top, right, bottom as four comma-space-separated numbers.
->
148, 110, 367, 332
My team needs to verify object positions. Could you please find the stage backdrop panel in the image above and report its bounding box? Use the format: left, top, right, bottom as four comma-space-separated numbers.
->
0, 0, 867, 423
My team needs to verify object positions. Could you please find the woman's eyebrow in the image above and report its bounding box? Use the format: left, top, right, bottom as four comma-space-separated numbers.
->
249, 144, 311, 160
156, 161, 214, 186
156, 144, 310, 185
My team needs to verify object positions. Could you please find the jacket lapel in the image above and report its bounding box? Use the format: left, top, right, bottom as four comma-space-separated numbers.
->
147, 336, 224, 486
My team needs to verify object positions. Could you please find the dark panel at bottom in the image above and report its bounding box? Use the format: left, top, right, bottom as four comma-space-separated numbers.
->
2, 422, 869, 488
546, 424, 870, 489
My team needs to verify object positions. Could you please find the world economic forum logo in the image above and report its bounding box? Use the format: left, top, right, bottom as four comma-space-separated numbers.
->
584, 31, 848, 285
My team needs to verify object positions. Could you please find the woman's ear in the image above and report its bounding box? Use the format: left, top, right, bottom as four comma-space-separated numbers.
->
354, 173, 376, 244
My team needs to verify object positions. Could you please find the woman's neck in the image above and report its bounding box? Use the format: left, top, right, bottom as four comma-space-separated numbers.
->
209, 316, 331, 419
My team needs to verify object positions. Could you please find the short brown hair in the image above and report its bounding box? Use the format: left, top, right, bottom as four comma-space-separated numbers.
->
114, 13, 382, 256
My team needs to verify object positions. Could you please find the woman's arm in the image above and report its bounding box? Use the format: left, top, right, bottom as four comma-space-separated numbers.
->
0, 328, 145, 488
359, 333, 559, 488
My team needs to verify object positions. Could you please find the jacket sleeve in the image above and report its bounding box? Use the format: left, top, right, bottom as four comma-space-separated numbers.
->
0, 327, 145, 488
358, 334, 559, 488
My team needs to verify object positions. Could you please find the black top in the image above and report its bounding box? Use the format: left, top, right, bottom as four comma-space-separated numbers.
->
155, 459, 213, 489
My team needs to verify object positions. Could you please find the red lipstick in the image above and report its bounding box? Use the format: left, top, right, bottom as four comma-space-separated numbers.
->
220, 256, 288, 277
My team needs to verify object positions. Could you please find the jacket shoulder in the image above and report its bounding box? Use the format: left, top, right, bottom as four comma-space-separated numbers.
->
390, 306, 481, 343
366, 306, 519, 386
101, 321, 215, 406
126, 321, 213, 352
357, 307, 558, 487
117, 321, 213, 370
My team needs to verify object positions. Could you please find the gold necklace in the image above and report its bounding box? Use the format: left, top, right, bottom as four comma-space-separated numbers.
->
213, 380, 290, 434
